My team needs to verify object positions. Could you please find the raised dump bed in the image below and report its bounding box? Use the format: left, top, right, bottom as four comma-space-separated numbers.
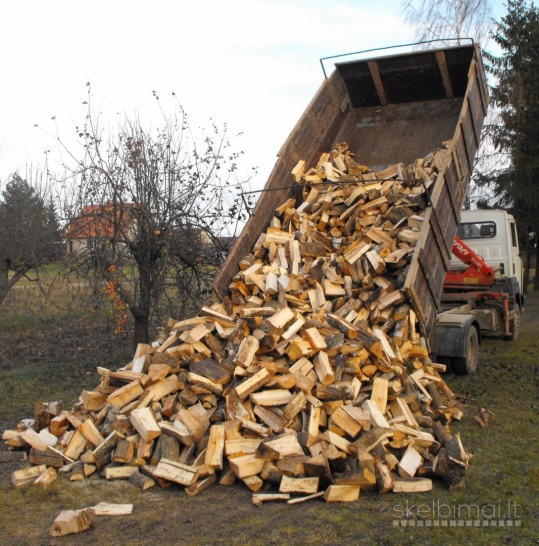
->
214, 44, 489, 347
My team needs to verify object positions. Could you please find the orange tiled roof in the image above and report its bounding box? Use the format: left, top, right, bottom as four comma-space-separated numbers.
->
65, 204, 134, 240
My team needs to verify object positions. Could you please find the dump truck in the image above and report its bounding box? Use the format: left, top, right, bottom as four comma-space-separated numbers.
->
214, 43, 523, 374
437, 208, 525, 373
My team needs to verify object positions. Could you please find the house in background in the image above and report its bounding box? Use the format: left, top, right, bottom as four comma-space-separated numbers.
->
66, 204, 238, 262
65, 203, 135, 253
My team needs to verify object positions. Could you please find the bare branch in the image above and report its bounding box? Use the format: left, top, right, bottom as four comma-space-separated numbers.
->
402, 0, 493, 47
52, 88, 256, 343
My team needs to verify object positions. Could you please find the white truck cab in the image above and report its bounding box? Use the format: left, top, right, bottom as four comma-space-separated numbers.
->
449, 210, 523, 292
436, 209, 524, 375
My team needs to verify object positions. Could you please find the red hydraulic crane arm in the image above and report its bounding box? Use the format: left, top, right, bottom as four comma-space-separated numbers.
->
451, 236, 495, 277
445, 236, 495, 287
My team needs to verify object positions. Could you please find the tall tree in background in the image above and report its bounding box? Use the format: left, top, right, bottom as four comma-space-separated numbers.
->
0, 173, 61, 305
477, 0, 539, 290
52, 90, 254, 344
402, 0, 492, 47
401, 0, 496, 212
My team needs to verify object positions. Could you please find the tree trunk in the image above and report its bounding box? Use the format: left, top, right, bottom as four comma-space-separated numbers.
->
103, 265, 152, 346
0, 265, 10, 306
0, 263, 25, 307
134, 314, 150, 345
131, 261, 153, 346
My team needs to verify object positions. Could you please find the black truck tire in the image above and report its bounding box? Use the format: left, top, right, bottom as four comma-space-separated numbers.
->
435, 356, 452, 371
504, 306, 520, 341
451, 327, 478, 375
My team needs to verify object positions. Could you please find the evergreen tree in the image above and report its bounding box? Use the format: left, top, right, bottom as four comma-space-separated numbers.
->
479, 0, 539, 289
0, 173, 61, 304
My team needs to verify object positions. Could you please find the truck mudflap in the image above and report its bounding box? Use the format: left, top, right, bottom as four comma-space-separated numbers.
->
435, 313, 481, 357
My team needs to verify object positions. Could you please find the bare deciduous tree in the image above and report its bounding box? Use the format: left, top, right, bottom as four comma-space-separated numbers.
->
402, 0, 492, 47
48, 89, 255, 344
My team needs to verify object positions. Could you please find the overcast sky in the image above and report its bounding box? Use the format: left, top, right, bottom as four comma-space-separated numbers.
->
0, 0, 506, 192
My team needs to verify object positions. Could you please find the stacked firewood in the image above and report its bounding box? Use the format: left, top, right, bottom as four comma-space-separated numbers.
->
4, 142, 470, 504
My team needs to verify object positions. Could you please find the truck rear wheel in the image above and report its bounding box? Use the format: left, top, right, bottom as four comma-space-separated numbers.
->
435, 356, 452, 371
452, 327, 478, 375
504, 306, 520, 341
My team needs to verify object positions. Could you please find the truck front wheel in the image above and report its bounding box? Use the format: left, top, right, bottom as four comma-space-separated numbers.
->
452, 327, 478, 375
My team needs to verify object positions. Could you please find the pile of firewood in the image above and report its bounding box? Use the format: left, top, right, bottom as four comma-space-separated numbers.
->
3, 142, 470, 504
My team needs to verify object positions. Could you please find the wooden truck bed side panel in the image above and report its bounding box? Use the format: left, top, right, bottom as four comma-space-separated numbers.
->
404, 51, 488, 345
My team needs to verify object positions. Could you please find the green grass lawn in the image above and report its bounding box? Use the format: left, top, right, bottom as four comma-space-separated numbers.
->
0, 293, 538, 545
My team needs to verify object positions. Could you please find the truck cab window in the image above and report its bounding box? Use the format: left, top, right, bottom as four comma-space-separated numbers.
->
457, 221, 496, 240
510, 222, 517, 247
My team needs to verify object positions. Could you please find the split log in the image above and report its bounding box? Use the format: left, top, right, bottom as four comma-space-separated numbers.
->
370, 377, 388, 414
82, 391, 108, 412
433, 448, 466, 489
34, 467, 57, 487
29, 449, 64, 468
190, 358, 231, 384
20, 429, 49, 452
242, 475, 264, 492
130, 408, 162, 442
303, 455, 332, 487
79, 419, 105, 448
105, 466, 139, 480
252, 493, 290, 506
329, 406, 362, 437
84, 464, 96, 477
91, 502, 133, 516
234, 336, 260, 368
153, 459, 199, 486
250, 389, 293, 407
279, 475, 319, 495
11, 464, 47, 487
397, 446, 422, 478
313, 352, 335, 385
185, 473, 217, 497
327, 314, 358, 340
393, 477, 432, 493
69, 464, 85, 481
374, 459, 394, 493
256, 432, 302, 460
50, 509, 96, 537
304, 327, 328, 351
315, 384, 355, 401
205, 424, 225, 470
64, 430, 89, 460
229, 454, 265, 479
234, 369, 271, 401
108, 380, 144, 408
333, 468, 376, 487
324, 485, 360, 502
